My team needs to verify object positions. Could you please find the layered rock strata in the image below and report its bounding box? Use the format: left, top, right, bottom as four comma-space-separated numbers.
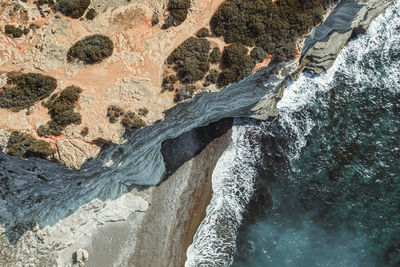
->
0, 0, 395, 266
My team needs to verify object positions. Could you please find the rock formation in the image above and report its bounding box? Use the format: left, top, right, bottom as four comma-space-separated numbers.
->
0, 0, 395, 266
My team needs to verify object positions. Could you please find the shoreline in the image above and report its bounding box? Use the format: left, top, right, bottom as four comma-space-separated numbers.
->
65, 120, 233, 267
129, 128, 232, 266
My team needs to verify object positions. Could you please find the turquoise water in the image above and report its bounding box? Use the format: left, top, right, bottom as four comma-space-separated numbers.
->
232, 2, 400, 267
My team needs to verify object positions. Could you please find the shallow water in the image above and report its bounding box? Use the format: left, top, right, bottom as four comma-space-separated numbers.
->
187, 1, 400, 266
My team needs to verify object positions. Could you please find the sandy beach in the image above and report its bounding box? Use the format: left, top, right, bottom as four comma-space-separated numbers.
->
72, 120, 233, 267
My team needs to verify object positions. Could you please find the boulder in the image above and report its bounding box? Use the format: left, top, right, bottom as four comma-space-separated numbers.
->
75, 248, 89, 265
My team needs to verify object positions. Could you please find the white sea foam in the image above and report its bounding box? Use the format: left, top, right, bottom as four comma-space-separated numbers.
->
186, 120, 262, 266
185, 1, 399, 266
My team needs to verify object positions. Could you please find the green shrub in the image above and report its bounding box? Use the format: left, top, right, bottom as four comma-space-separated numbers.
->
36, 0, 54, 6
85, 8, 97, 20
80, 127, 89, 137
5, 25, 23, 38
217, 68, 237, 87
217, 43, 255, 87
174, 85, 195, 102
107, 105, 124, 123
56, 0, 90, 19
250, 47, 267, 63
0, 72, 57, 111
23, 27, 30, 35
121, 112, 147, 129
7, 131, 55, 159
67, 34, 114, 64
167, 37, 210, 83
164, 0, 191, 28
37, 125, 51, 138
151, 14, 159, 26
138, 107, 149, 116
210, 0, 327, 59
162, 75, 178, 91
41, 86, 82, 136
196, 27, 210, 38
209, 47, 222, 64
205, 69, 218, 86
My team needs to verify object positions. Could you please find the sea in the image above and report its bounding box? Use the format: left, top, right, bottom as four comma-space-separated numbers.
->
186, 1, 400, 266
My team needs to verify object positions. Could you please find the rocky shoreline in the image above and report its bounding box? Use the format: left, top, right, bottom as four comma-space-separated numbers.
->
0, 0, 395, 266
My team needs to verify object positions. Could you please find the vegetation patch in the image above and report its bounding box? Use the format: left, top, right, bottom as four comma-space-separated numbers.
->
174, 85, 195, 102
163, 0, 191, 29
56, 0, 90, 19
209, 47, 222, 64
107, 105, 124, 123
151, 13, 159, 26
204, 69, 218, 86
0, 72, 57, 112
4, 25, 23, 38
80, 127, 89, 137
67, 34, 114, 64
162, 75, 178, 91
138, 107, 149, 116
121, 112, 146, 130
35, 0, 54, 7
217, 43, 255, 87
210, 0, 327, 59
39, 86, 82, 136
85, 8, 97, 20
167, 37, 210, 84
196, 27, 210, 38
7, 131, 55, 159
250, 47, 267, 63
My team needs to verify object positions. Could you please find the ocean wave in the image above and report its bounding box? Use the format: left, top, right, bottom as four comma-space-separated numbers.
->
185, 0, 400, 266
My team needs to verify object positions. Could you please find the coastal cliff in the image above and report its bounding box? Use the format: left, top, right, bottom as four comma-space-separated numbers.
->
0, 0, 395, 266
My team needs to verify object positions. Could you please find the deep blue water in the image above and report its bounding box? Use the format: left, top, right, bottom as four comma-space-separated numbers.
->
232, 2, 400, 267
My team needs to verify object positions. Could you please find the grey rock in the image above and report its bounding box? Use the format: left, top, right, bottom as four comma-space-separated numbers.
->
301, 0, 394, 74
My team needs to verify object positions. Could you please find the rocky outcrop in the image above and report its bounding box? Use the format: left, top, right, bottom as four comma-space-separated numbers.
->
75, 248, 89, 266
301, 0, 395, 74
0, 0, 395, 266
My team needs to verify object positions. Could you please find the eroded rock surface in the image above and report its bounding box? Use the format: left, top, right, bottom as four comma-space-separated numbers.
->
301, 0, 394, 73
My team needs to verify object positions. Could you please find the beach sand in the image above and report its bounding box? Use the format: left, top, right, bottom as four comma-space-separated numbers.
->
76, 121, 232, 267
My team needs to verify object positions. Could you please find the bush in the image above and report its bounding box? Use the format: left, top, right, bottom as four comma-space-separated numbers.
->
0, 72, 57, 111
121, 112, 147, 129
250, 47, 267, 63
107, 105, 124, 123
205, 69, 218, 85
85, 8, 97, 20
36, 0, 54, 6
37, 125, 51, 138
209, 47, 221, 64
138, 107, 149, 116
7, 131, 55, 159
80, 127, 89, 137
174, 85, 195, 102
217, 43, 255, 87
210, 0, 328, 59
167, 37, 210, 83
5, 25, 23, 38
56, 0, 90, 19
67, 34, 114, 64
196, 27, 210, 38
151, 14, 159, 26
165, 0, 191, 28
41, 86, 82, 136
162, 75, 178, 91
